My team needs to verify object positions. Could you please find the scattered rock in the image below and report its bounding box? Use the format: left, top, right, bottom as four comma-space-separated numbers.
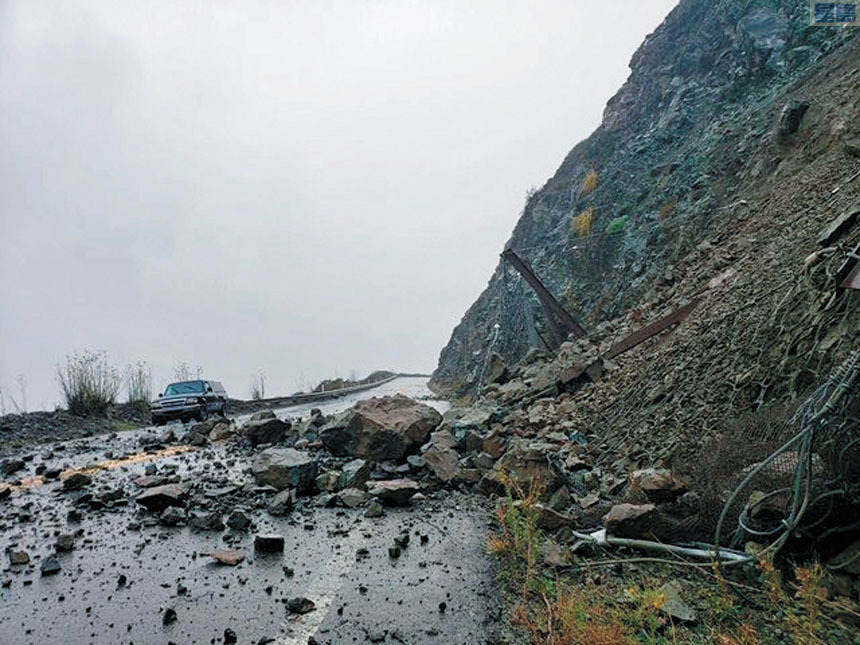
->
338, 488, 366, 508
254, 534, 285, 553
338, 459, 371, 489
62, 472, 92, 491
423, 444, 460, 482
162, 608, 177, 625
226, 510, 251, 531
55, 533, 76, 552
480, 441, 560, 498
135, 483, 189, 512
315, 470, 340, 492
134, 475, 168, 488
776, 98, 810, 137
40, 555, 61, 576
208, 421, 236, 442
286, 597, 316, 614
9, 550, 30, 565
629, 468, 688, 503
660, 580, 698, 623
209, 549, 245, 566
0, 458, 24, 476
364, 501, 384, 518
188, 511, 224, 532
486, 352, 510, 385
367, 479, 421, 507
268, 489, 293, 516
603, 503, 657, 538
160, 506, 185, 526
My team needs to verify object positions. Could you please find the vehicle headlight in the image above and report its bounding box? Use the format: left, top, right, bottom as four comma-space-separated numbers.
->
185, 397, 200, 404
151, 401, 162, 409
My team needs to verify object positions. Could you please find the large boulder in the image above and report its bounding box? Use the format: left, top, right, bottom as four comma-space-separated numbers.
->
242, 411, 291, 446
320, 395, 442, 461
252, 448, 318, 493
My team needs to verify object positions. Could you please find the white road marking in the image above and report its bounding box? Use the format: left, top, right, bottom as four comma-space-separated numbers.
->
274, 518, 371, 644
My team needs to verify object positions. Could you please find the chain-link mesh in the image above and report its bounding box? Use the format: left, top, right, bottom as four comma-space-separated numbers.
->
710, 350, 860, 554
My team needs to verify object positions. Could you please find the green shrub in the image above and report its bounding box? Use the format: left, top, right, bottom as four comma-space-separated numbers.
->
57, 350, 121, 417
605, 215, 629, 235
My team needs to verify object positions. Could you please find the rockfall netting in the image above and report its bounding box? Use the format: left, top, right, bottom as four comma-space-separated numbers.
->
710, 349, 860, 554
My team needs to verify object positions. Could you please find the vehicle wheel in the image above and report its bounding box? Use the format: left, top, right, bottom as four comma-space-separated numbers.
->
153, 418, 165, 427
220, 403, 228, 418
198, 407, 209, 422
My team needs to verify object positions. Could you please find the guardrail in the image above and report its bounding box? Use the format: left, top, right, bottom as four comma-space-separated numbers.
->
230, 374, 407, 414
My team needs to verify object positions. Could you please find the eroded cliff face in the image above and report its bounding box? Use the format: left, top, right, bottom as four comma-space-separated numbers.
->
431, 0, 858, 396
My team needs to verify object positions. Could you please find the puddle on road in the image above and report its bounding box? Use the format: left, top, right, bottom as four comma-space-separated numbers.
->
7, 444, 195, 491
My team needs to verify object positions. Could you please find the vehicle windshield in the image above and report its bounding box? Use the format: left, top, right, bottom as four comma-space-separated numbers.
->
163, 381, 205, 396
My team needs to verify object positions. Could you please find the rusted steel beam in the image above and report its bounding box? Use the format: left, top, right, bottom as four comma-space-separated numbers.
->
605, 298, 702, 360
501, 249, 588, 342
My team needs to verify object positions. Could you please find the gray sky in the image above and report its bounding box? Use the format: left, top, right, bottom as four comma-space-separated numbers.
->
0, 0, 677, 411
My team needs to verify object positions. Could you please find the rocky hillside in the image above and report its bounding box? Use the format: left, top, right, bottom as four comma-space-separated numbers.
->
431, 0, 859, 396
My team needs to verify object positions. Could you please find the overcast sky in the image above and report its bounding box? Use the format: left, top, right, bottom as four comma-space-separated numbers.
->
0, 0, 677, 411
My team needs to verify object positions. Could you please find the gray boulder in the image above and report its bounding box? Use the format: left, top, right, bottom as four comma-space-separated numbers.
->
243, 412, 291, 446
135, 483, 189, 512
321, 395, 442, 461
367, 479, 421, 506
252, 448, 318, 493
268, 489, 293, 516
338, 459, 371, 490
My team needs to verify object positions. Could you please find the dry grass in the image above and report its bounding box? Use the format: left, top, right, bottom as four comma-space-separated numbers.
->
489, 491, 844, 644
581, 169, 599, 196
660, 199, 677, 219
571, 207, 596, 236
126, 361, 152, 409
57, 350, 121, 417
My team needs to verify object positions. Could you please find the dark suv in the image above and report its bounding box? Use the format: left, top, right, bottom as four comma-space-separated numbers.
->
151, 380, 228, 426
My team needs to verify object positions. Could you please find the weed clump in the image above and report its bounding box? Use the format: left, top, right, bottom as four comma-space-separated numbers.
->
126, 361, 152, 409
57, 350, 121, 417
581, 169, 599, 196
571, 207, 596, 236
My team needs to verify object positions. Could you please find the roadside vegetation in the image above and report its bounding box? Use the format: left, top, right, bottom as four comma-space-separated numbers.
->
57, 350, 121, 416
126, 361, 152, 411
250, 370, 266, 400
488, 479, 852, 645
174, 361, 203, 381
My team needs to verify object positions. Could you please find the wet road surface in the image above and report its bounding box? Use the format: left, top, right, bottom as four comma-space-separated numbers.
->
0, 379, 500, 644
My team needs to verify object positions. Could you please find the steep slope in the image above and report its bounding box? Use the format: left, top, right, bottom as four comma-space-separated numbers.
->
431, 0, 859, 395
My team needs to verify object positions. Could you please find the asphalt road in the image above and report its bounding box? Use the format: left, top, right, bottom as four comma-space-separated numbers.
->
0, 378, 501, 644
